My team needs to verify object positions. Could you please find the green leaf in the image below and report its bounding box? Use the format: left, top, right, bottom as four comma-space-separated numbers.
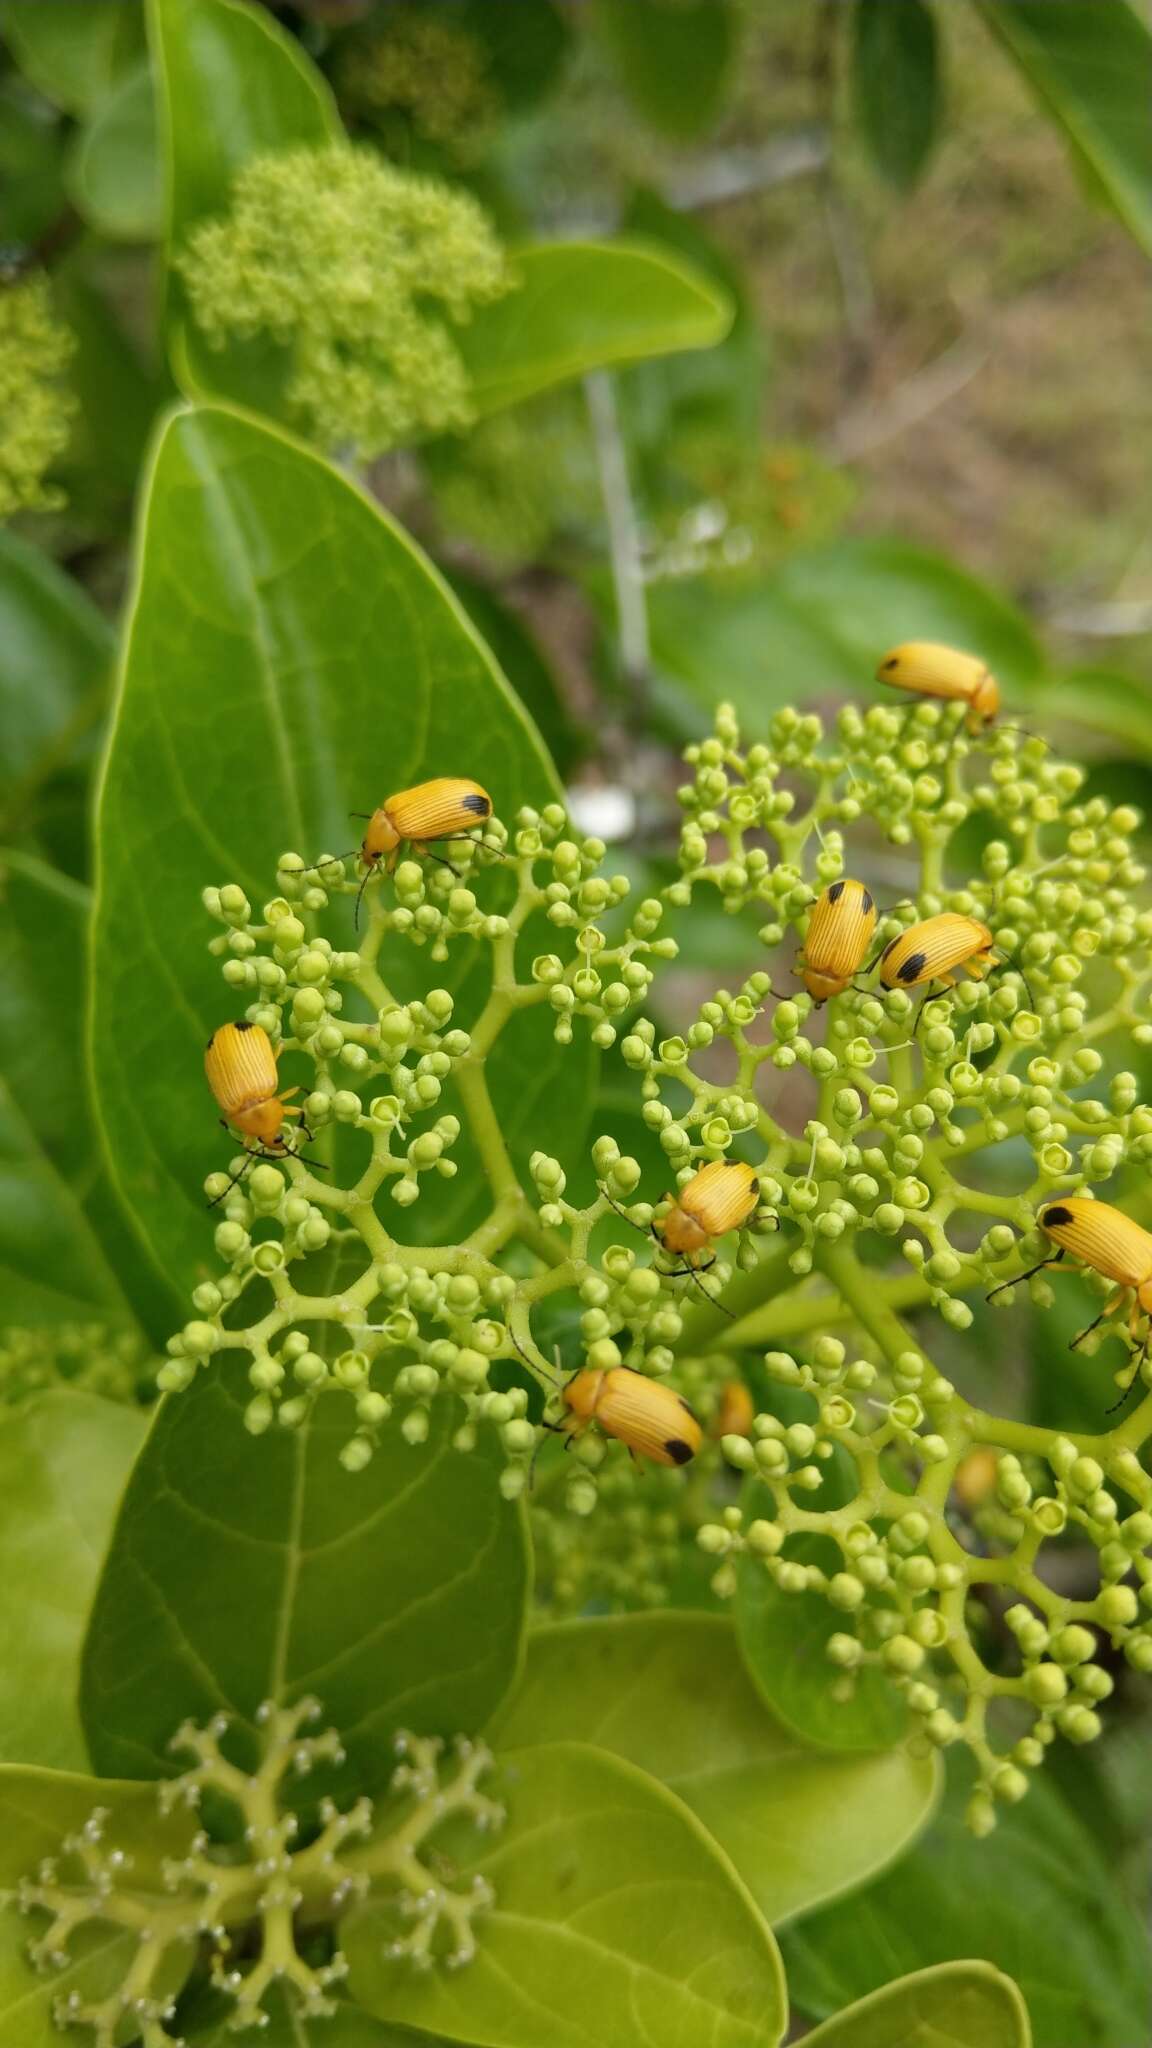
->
345, 1741, 787, 2048
188, 1988, 447, 2046
642, 539, 1047, 735
977, 0, 1152, 258
0, 531, 113, 847
67, 63, 160, 243
0, 1392, 146, 1771
0, 850, 177, 1339
780, 1759, 1152, 2048
444, 568, 583, 779
55, 250, 166, 513
736, 1471, 908, 1752
0, 1913, 138, 2048
0, 81, 67, 247
852, 0, 941, 192
460, 242, 734, 417
493, 1613, 939, 1925
592, 0, 736, 140
81, 1356, 529, 1787
149, 0, 339, 402
0, 1761, 197, 1889
800, 1961, 1031, 2048
0, 0, 144, 115
1037, 667, 1152, 760
458, 0, 571, 113
90, 401, 588, 1299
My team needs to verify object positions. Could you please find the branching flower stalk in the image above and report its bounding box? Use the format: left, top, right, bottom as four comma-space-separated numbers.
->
18, 1700, 502, 2045
164, 702, 1152, 1818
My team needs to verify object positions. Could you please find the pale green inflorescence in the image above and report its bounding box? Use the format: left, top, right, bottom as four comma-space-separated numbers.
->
0, 274, 75, 520
335, 6, 499, 155
19, 1698, 501, 2044
169, 703, 1152, 1821
176, 143, 513, 458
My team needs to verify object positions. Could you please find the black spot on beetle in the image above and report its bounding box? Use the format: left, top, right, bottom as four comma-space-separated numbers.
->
1042, 1204, 1074, 1227
862, 888, 874, 914
665, 1438, 695, 1465
827, 880, 845, 904
206, 1034, 216, 1050
880, 655, 899, 672
462, 793, 490, 816
234, 1017, 255, 1031
749, 1177, 759, 1195
898, 951, 927, 984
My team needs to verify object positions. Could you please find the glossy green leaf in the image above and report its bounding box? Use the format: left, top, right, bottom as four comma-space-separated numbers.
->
81, 1356, 529, 1787
781, 1760, 1152, 2048
0, 0, 144, 115
68, 63, 160, 243
735, 1467, 908, 1751
0, 850, 177, 1339
150, 0, 338, 405
643, 539, 1047, 735
0, 1392, 146, 1771
801, 1961, 1031, 2048
0, 532, 112, 845
977, 0, 1152, 257
459, 0, 570, 112
90, 401, 587, 1299
55, 251, 166, 515
853, 0, 941, 192
493, 1613, 939, 1925
1037, 667, 1152, 760
460, 242, 734, 417
593, 0, 736, 140
345, 1741, 787, 2048
444, 567, 583, 779
0, 1913, 138, 2048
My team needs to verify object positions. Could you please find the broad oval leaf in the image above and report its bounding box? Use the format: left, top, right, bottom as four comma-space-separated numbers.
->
493, 1613, 939, 1925
0, 0, 144, 115
90, 401, 588, 1299
0, 532, 112, 846
0, 1393, 146, 1772
460, 241, 734, 417
149, 0, 338, 403
345, 1740, 787, 2048
68, 63, 160, 242
977, 0, 1152, 259
852, 0, 941, 192
801, 1961, 1031, 2048
80, 1357, 529, 1787
592, 0, 736, 141
188, 1988, 450, 2045
780, 1758, 1152, 2048
0, 1915, 138, 2048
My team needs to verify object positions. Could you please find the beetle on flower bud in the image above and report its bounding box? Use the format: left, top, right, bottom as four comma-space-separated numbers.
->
562, 1366, 702, 1466
988, 1197, 1152, 1389
292, 777, 494, 926
879, 913, 998, 998
658, 1159, 760, 1256
795, 878, 877, 1004
204, 1020, 310, 1205
876, 641, 1000, 733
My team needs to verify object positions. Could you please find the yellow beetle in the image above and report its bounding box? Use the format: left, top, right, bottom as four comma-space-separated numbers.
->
714, 1378, 755, 1439
878, 913, 997, 995
292, 777, 494, 926
988, 1197, 1152, 1369
562, 1366, 702, 1466
952, 1446, 1000, 1512
657, 1159, 760, 1259
795, 878, 877, 1004
876, 641, 1000, 733
205, 1020, 310, 1204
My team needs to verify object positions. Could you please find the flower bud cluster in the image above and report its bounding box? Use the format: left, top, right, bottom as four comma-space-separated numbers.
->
16, 1698, 502, 2042
335, 7, 498, 155
696, 1331, 1152, 1823
177, 142, 513, 458
0, 273, 76, 519
0, 1321, 148, 1407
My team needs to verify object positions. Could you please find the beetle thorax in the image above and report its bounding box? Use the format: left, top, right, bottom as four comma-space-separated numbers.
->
660, 1204, 710, 1256
362, 807, 400, 862
235, 1097, 285, 1143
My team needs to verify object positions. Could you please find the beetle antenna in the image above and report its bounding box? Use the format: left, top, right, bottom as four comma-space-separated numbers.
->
285, 850, 359, 877
207, 1152, 256, 1208
354, 863, 378, 930
598, 1185, 649, 1237
985, 1251, 1063, 1302
997, 726, 1051, 752
1105, 1366, 1144, 1417
678, 1258, 738, 1320
998, 951, 1036, 1012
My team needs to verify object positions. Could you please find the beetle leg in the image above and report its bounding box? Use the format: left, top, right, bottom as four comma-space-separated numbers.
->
597, 1185, 648, 1238
986, 1246, 1065, 1303
676, 1257, 737, 1320
1070, 1285, 1127, 1350
425, 852, 462, 878
354, 860, 379, 931
207, 1148, 258, 1209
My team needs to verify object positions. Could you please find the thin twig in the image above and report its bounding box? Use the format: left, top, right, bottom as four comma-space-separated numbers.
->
826, 336, 990, 463
584, 369, 651, 715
